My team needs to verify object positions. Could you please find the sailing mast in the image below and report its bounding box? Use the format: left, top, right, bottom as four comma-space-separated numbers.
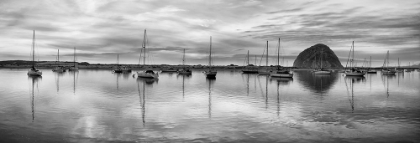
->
74, 47, 76, 67
32, 30, 35, 68
209, 36, 212, 70
277, 38, 280, 70
266, 41, 268, 67
142, 30, 147, 65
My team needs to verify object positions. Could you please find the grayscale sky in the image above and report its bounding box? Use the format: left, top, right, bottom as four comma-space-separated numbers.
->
0, 0, 419, 66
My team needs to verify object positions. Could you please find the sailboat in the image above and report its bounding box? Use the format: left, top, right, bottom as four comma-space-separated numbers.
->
69, 47, 79, 71
270, 38, 293, 78
405, 62, 413, 72
137, 29, 159, 78
367, 56, 377, 73
178, 49, 192, 75
345, 41, 365, 76
396, 58, 404, 73
242, 50, 258, 73
113, 54, 123, 73
204, 36, 217, 78
52, 49, 65, 72
27, 30, 43, 76
259, 41, 271, 75
382, 51, 396, 75
314, 49, 331, 75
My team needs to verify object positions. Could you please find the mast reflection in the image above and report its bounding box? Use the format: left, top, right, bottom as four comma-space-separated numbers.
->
28, 76, 41, 122
137, 78, 146, 126
344, 76, 365, 112
206, 78, 215, 119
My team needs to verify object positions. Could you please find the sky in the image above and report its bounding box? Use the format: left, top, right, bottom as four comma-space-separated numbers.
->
0, 0, 419, 66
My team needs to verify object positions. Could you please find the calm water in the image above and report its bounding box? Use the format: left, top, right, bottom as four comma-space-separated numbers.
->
0, 68, 419, 142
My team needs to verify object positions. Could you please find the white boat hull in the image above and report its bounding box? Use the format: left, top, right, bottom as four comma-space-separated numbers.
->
28, 70, 42, 76
270, 73, 293, 78
314, 71, 331, 75
345, 72, 365, 76
137, 72, 159, 78
382, 71, 396, 75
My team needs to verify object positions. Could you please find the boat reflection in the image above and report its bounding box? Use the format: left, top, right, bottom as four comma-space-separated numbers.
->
28, 76, 41, 122
295, 71, 338, 94
270, 77, 293, 85
344, 76, 366, 83
137, 77, 159, 86
54, 72, 65, 93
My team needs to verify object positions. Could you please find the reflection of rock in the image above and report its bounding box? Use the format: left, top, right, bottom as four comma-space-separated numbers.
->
293, 44, 343, 68
295, 71, 338, 93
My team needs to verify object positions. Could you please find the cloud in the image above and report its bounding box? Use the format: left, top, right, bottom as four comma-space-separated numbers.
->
0, 0, 419, 65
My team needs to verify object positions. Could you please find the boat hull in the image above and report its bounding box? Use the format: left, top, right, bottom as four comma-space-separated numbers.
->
204, 71, 217, 78
382, 71, 396, 75
314, 71, 331, 75
367, 70, 377, 74
28, 70, 42, 76
242, 70, 259, 74
137, 72, 159, 78
270, 73, 293, 78
258, 71, 271, 75
345, 72, 365, 76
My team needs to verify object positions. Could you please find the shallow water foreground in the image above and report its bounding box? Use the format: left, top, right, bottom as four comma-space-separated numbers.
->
0, 69, 419, 142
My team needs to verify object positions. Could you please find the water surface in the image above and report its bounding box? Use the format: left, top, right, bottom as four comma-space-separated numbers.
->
0, 69, 419, 142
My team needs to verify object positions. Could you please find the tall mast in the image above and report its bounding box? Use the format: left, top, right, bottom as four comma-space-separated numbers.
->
247, 50, 249, 65
74, 47, 76, 67
209, 36, 212, 67
266, 41, 268, 66
58, 49, 60, 62
277, 38, 280, 69
117, 54, 119, 65
142, 30, 147, 65
370, 56, 372, 68
183, 49, 185, 66
352, 41, 354, 68
398, 58, 400, 68
32, 30, 35, 68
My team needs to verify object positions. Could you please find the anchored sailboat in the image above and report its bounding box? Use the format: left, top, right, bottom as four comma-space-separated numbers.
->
52, 49, 65, 72
137, 29, 159, 78
27, 30, 42, 76
270, 38, 293, 78
242, 50, 258, 73
259, 41, 271, 75
382, 51, 396, 75
69, 47, 78, 71
204, 36, 217, 78
345, 41, 365, 76
367, 56, 377, 73
178, 49, 192, 75
314, 49, 331, 75
113, 54, 123, 73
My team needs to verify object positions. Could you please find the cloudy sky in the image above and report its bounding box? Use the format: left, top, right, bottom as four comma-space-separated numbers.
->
0, 0, 419, 66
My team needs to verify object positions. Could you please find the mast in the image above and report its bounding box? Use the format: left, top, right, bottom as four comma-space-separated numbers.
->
266, 41, 268, 66
142, 30, 147, 65
58, 49, 60, 62
247, 50, 250, 65
352, 41, 354, 68
398, 58, 400, 68
277, 38, 280, 70
117, 54, 119, 65
370, 56, 371, 68
320, 49, 323, 69
183, 49, 185, 66
209, 36, 212, 68
32, 30, 35, 68
74, 47, 76, 67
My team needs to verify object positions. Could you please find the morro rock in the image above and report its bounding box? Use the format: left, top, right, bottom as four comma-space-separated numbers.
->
293, 44, 343, 68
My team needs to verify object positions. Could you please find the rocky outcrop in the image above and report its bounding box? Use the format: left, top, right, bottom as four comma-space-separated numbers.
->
293, 44, 343, 68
